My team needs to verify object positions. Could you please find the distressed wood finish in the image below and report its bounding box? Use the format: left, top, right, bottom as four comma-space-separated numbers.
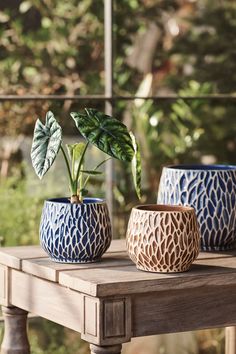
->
0, 246, 47, 269
0, 240, 236, 352
10, 269, 83, 333
59, 259, 236, 297
81, 295, 132, 345
90, 344, 122, 354
22, 252, 131, 282
1, 306, 30, 354
133, 286, 236, 336
226, 327, 236, 354
0, 265, 10, 307
107, 239, 125, 253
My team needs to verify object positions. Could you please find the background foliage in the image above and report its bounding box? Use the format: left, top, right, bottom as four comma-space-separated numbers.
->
0, 0, 235, 353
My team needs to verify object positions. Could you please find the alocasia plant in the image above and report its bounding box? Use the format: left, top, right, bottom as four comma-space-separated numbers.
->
31, 108, 141, 203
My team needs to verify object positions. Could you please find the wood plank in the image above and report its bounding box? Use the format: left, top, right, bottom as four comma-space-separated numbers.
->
0, 240, 125, 271
0, 239, 233, 271
197, 249, 236, 260
132, 285, 236, 337
0, 246, 47, 269
22, 252, 131, 282
10, 269, 83, 332
59, 256, 236, 296
107, 239, 126, 253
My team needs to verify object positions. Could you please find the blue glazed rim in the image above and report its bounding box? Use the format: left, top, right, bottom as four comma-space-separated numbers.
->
45, 197, 106, 205
164, 164, 236, 171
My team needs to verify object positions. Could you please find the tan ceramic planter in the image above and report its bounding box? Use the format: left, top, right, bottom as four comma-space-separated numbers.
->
126, 204, 200, 273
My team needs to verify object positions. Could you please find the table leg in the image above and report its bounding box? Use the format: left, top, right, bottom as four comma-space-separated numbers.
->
1, 306, 30, 354
90, 344, 122, 354
226, 327, 236, 354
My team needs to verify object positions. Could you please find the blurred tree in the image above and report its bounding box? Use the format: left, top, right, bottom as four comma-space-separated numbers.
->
168, 0, 236, 163
0, 1, 235, 353
0, 0, 104, 135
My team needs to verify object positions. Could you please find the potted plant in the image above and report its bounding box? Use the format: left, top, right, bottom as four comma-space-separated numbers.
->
31, 108, 141, 263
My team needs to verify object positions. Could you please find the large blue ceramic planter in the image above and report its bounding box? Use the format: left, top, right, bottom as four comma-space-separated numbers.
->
157, 165, 236, 251
40, 197, 112, 263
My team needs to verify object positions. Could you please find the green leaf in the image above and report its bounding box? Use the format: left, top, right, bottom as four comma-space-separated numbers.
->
70, 108, 134, 162
66, 143, 85, 161
80, 170, 103, 175
66, 142, 86, 181
94, 157, 111, 170
80, 188, 88, 197
130, 132, 142, 199
31, 111, 62, 179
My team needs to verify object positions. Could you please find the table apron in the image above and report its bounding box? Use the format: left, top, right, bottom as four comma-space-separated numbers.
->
10, 269, 83, 333
132, 285, 236, 337
3, 269, 236, 344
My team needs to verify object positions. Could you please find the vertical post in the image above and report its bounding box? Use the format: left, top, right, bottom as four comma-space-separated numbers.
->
226, 327, 236, 354
1, 306, 30, 354
104, 0, 114, 220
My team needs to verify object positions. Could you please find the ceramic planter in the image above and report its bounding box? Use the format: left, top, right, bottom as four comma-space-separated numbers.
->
126, 204, 200, 273
40, 197, 112, 263
157, 165, 236, 251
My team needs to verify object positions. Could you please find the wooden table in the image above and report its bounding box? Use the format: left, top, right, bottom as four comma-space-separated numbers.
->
0, 239, 236, 354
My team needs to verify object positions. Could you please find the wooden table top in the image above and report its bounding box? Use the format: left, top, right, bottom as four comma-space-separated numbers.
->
1, 240, 236, 297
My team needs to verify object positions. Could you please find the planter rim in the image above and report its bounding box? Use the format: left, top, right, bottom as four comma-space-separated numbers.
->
163, 164, 236, 172
45, 197, 106, 205
133, 204, 194, 213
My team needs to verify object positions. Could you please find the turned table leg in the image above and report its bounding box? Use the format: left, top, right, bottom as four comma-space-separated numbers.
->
90, 344, 122, 354
226, 327, 236, 354
1, 306, 30, 354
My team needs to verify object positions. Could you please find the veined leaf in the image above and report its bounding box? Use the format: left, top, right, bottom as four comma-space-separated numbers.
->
80, 170, 103, 175
66, 143, 85, 161
31, 111, 62, 179
130, 132, 142, 199
66, 142, 86, 180
70, 108, 134, 162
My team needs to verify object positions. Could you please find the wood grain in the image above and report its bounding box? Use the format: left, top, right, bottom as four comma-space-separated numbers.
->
101, 297, 132, 345
0, 246, 47, 269
0, 239, 125, 272
90, 344, 122, 354
132, 285, 236, 337
22, 252, 131, 282
59, 256, 236, 296
1, 306, 30, 354
0, 265, 9, 306
107, 240, 125, 253
10, 269, 83, 332
2, 240, 236, 350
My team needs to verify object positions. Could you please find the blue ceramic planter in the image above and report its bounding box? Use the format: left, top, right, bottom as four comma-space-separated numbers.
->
157, 165, 236, 251
40, 197, 112, 263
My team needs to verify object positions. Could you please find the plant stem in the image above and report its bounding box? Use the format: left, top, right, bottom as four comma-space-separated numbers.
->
82, 157, 111, 190
60, 145, 75, 194
75, 142, 89, 188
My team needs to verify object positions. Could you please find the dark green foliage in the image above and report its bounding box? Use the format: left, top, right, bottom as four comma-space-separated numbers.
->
170, 1, 236, 93
71, 109, 134, 162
